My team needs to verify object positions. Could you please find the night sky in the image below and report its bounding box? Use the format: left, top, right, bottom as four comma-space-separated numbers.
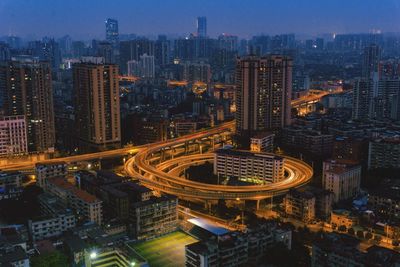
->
1, 0, 400, 39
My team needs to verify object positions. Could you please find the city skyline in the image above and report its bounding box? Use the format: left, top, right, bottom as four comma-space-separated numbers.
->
1, 0, 400, 40
2, 1, 400, 266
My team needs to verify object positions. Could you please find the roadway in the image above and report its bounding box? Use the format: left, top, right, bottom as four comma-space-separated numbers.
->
1, 121, 234, 172
291, 88, 343, 107
124, 124, 313, 201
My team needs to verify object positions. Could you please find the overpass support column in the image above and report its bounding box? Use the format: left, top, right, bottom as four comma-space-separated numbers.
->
160, 149, 165, 162
256, 200, 261, 211
184, 142, 189, 155
204, 200, 211, 211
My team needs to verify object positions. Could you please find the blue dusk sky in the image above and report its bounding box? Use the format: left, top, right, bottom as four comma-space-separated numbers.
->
1, 0, 399, 39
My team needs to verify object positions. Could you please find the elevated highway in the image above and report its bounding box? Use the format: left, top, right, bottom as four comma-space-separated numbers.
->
125, 122, 313, 201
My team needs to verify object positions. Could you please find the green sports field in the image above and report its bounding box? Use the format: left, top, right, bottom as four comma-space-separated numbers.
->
127, 231, 198, 267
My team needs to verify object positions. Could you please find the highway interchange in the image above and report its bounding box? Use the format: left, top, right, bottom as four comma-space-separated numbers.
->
2, 120, 313, 201
124, 121, 313, 200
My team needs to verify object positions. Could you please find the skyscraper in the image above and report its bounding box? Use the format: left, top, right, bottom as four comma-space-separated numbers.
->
352, 44, 382, 121
235, 55, 292, 144
105, 18, 119, 64
119, 39, 154, 74
73, 60, 121, 152
0, 59, 55, 152
196, 17, 207, 38
362, 44, 381, 79
127, 54, 155, 78
105, 18, 119, 45
352, 79, 372, 120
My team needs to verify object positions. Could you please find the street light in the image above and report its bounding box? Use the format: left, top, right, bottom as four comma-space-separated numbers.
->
131, 262, 136, 266
90, 251, 97, 260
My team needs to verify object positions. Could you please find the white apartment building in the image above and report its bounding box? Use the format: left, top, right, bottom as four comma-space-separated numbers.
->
0, 115, 27, 156
214, 148, 284, 183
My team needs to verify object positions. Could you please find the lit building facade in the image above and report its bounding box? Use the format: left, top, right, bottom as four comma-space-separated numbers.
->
73, 62, 121, 152
0, 59, 55, 152
235, 55, 292, 144
0, 115, 27, 156
322, 159, 361, 203
214, 148, 285, 183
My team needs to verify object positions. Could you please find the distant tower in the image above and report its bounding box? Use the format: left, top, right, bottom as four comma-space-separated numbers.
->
362, 44, 381, 79
196, 17, 207, 37
235, 55, 292, 145
353, 44, 382, 121
105, 18, 119, 63
105, 18, 119, 45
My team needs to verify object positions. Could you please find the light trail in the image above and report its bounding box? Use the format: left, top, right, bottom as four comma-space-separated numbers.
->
125, 124, 313, 200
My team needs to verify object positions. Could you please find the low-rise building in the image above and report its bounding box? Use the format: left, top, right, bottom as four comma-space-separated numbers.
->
330, 209, 358, 229
368, 179, 400, 221
284, 189, 315, 222
323, 159, 361, 203
28, 213, 76, 241
129, 195, 178, 240
0, 227, 29, 267
27, 193, 77, 241
284, 186, 333, 222
214, 148, 285, 183
250, 132, 274, 153
282, 127, 333, 156
0, 171, 23, 200
35, 161, 68, 188
312, 233, 400, 267
45, 177, 103, 225
76, 170, 153, 223
368, 137, 400, 169
185, 223, 292, 267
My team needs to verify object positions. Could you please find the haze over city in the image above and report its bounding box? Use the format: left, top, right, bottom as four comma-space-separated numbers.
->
2, 0, 400, 39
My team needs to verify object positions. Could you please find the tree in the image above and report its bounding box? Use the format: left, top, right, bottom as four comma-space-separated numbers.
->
356, 230, 364, 239
338, 225, 347, 232
348, 228, 355, 235
31, 251, 69, 267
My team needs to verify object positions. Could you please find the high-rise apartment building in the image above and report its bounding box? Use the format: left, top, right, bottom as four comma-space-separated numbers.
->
0, 59, 55, 152
119, 39, 154, 74
352, 44, 381, 121
353, 78, 400, 121
352, 78, 372, 120
196, 17, 207, 37
127, 53, 155, 78
73, 61, 121, 152
235, 55, 292, 144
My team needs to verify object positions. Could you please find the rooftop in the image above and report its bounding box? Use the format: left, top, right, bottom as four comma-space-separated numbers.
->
187, 218, 230, 236
48, 177, 100, 203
